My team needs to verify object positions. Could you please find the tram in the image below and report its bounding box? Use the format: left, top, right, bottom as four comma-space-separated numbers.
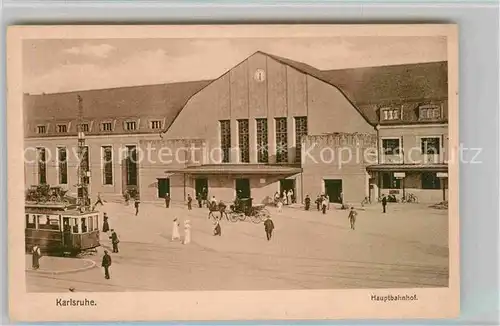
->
25, 202, 101, 256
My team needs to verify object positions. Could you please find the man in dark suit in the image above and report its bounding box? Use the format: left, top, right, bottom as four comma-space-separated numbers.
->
110, 229, 120, 253
264, 217, 275, 241
101, 250, 112, 280
382, 195, 387, 213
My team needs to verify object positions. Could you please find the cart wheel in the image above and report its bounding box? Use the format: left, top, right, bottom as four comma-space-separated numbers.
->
250, 214, 261, 224
229, 212, 239, 222
237, 213, 247, 221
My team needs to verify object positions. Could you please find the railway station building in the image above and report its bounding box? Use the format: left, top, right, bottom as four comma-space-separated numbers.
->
24, 51, 449, 205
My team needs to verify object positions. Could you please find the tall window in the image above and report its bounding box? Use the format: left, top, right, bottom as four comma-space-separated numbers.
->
126, 146, 138, 186
256, 118, 269, 163
37, 148, 47, 184
81, 146, 90, 184
382, 138, 401, 155
238, 119, 250, 163
381, 172, 401, 189
421, 137, 441, 155
275, 118, 288, 163
295, 117, 308, 163
422, 172, 441, 189
102, 146, 113, 185
220, 120, 231, 163
57, 147, 68, 185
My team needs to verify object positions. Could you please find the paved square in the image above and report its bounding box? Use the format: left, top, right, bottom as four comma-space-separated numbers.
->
27, 201, 449, 292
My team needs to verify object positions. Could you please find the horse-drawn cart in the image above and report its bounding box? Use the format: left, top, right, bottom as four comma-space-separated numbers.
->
208, 198, 270, 224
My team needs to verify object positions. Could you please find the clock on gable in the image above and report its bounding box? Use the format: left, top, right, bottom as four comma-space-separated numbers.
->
254, 69, 266, 82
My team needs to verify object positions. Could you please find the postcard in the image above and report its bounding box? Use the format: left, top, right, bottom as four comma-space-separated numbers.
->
7, 24, 459, 322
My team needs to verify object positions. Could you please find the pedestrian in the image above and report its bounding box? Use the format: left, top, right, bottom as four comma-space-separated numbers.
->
187, 194, 193, 210
316, 195, 321, 211
348, 207, 358, 230
304, 195, 311, 211
134, 198, 140, 216
101, 250, 112, 280
110, 229, 120, 253
172, 217, 180, 241
164, 193, 171, 208
183, 220, 191, 244
276, 198, 283, 213
264, 216, 275, 241
291, 190, 296, 204
218, 200, 227, 220
325, 194, 330, 210
94, 192, 104, 208
197, 193, 203, 208
286, 190, 292, 205
124, 190, 130, 206
382, 195, 387, 213
274, 192, 280, 206
102, 212, 110, 233
31, 244, 41, 270
213, 220, 221, 236
322, 196, 328, 214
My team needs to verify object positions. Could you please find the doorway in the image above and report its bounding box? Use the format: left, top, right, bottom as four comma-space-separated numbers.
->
324, 179, 343, 203
157, 178, 170, 198
195, 178, 208, 200
279, 179, 296, 195
235, 178, 251, 199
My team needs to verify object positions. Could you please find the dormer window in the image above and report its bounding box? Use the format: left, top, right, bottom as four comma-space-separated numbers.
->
57, 124, 67, 133
419, 105, 441, 120
125, 121, 137, 131
381, 108, 401, 121
36, 125, 47, 134
101, 122, 113, 132
150, 120, 162, 130
78, 123, 89, 132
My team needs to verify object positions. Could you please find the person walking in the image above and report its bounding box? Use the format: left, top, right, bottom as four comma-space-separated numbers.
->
102, 213, 110, 233
325, 194, 330, 210
264, 216, 275, 241
134, 198, 140, 216
187, 194, 193, 210
276, 198, 283, 213
321, 196, 328, 214
110, 229, 120, 253
164, 193, 171, 208
196, 193, 203, 208
94, 192, 104, 208
348, 207, 358, 230
31, 244, 41, 270
382, 195, 387, 213
316, 195, 321, 211
286, 190, 292, 205
101, 250, 112, 280
124, 190, 130, 206
183, 220, 191, 244
213, 220, 222, 236
172, 218, 181, 241
304, 195, 311, 211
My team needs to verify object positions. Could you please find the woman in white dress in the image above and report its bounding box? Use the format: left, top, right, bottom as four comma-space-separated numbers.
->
276, 198, 283, 213
172, 217, 180, 241
183, 220, 191, 244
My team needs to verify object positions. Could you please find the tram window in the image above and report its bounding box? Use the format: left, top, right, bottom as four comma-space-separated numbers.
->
72, 218, 79, 233
26, 214, 36, 229
88, 216, 93, 232
81, 218, 88, 233
38, 215, 60, 231
63, 218, 71, 232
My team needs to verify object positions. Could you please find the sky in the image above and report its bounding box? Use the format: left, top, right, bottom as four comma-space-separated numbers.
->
23, 36, 447, 94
